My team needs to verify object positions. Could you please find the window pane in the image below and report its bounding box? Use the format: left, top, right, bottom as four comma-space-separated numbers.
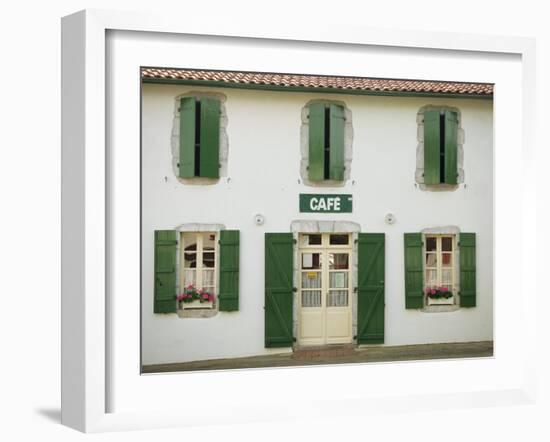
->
329, 234, 349, 245
425, 253, 437, 267
182, 233, 198, 252
203, 251, 215, 268
442, 237, 453, 251
442, 253, 452, 267
425, 269, 437, 285
302, 290, 321, 307
184, 252, 197, 268
202, 269, 215, 287
203, 232, 216, 250
426, 237, 437, 252
329, 253, 349, 269
442, 269, 453, 285
184, 269, 196, 286
329, 272, 348, 289
302, 272, 321, 289
327, 290, 348, 307
298, 234, 323, 246
302, 253, 321, 269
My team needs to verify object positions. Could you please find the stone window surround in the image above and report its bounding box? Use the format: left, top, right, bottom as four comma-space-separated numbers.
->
290, 220, 361, 344
300, 99, 354, 187
420, 226, 461, 313
170, 91, 229, 185
175, 223, 225, 319
415, 105, 465, 191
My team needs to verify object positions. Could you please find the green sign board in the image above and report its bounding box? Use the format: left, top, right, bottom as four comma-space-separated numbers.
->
299, 194, 353, 213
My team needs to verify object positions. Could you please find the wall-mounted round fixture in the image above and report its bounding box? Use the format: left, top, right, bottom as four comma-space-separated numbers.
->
385, 213, 396, 225
254, 214, 265, 226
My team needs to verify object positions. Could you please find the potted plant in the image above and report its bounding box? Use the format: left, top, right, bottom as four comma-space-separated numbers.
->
425, 286, 454, 305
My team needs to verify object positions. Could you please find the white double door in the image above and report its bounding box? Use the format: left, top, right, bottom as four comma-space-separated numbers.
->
298, 234, 353, 346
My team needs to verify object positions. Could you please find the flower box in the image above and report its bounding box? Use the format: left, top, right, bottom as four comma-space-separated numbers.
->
180, 300, 214, 310
425, 286, 454, 306
177, 285, 216, 310
427, 296, 454, 305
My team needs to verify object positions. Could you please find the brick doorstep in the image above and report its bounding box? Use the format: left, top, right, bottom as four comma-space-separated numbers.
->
291, 344, 356, 360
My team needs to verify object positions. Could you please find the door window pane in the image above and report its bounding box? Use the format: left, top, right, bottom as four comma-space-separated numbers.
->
329, 234, 349, 245
302, 290, 322, 307
329, 272, 348, 289
302, 253, 321, 269
299, 234, 322, 246
327, 290, 348, 307
302, 272, 321, 289
329, 253, 349, 269
442, 253, 452, 267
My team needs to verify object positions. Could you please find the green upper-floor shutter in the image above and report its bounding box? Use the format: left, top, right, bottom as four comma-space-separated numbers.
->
218, 230, 239, 311
264, 233, 294, 348
357, 233, 385, 344
179, 97, 196, 178
154, 230, 178, 313
199, 97, 220, 178
459, 233, 476, 307
329, 104, 345, 181
308, 103, 325, 181
423, 110, 441, 185
404, 233, 424, 309
444, 111, 458, 185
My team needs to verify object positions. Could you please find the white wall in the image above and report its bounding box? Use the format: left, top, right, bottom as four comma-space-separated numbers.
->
141, 83, 493, 365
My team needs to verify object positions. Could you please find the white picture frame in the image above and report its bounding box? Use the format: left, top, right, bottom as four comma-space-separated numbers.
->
61, 9, 537, 433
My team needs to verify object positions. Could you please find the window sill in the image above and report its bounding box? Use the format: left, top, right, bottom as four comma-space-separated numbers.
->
177, 305, 218, 318
176, 176, 220, 186
416, 183, 460, 192
421, 304, 460, 313
427, 297, 454, 306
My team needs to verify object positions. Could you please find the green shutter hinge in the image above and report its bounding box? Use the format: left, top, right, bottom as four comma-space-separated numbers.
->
293, 239, 297, 244
292, 287, 297, 292
354, 287, 358, 293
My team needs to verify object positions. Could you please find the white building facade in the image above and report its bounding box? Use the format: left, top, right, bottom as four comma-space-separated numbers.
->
141, 68, 493, 366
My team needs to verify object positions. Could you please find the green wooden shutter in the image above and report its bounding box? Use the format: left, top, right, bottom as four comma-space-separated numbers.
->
329, 104, 345, 181
218, 230, 239, 311
357, 233, 385, 344
154, 230, 178, 313
404, 233, 424, 309
423, 110, 441, 185
264, 233, 294, 348
459, 233, 476, 307
444, 111, 458, 185
308, 103, 325, 181
199, 97, 220, 178
179, 97, 196, 178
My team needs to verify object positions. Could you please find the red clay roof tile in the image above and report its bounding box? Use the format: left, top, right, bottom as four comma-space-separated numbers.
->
141, 68, 493, 97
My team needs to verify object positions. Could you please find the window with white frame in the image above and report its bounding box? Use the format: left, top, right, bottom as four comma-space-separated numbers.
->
178, 232, 217, 309
424, 234, 456, 305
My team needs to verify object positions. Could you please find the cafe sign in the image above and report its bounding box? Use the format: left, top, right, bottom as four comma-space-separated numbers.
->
299, 194, 353, 213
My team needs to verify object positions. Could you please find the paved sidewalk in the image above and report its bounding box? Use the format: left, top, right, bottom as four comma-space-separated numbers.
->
142, 340, 493, 374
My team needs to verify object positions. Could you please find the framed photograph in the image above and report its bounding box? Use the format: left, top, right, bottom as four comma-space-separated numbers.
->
61, 9, 537, 433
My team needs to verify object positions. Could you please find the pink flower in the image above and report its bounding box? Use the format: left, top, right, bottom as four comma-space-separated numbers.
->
430, 289, 436, 295
440, 287, 448, 292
